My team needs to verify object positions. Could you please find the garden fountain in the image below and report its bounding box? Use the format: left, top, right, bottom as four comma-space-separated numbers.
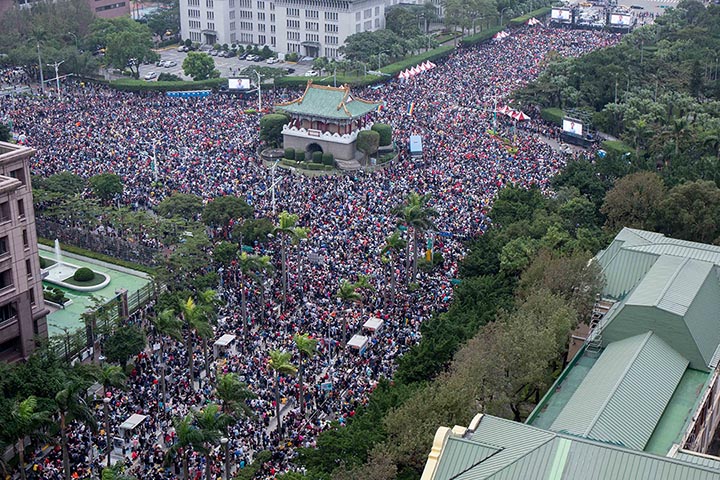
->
41, 239, 111, 292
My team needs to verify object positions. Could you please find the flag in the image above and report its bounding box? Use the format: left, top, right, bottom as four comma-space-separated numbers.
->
407, 102, 415, 115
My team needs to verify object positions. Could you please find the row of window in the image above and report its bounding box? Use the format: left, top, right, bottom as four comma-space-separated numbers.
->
95, 1, 125, 11
189, 20, 201, 29
287, 31, 300, 41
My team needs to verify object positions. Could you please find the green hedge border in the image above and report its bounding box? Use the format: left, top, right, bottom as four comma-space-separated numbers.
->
275, 74, 383, 88
280, 159, 335, 171
541, 107, 564, 126
509, 7, 552, 26
460, 26, 505, 47
109, 78, 226, 92
38, 238, 156, 275
601, 140, 633, 155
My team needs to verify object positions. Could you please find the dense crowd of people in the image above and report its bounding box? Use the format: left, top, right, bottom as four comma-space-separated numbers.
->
1, 26, 619, 479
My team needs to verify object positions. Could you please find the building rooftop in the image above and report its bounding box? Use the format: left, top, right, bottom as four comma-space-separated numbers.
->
276, 81, 381, 120
423, 414, 720, 480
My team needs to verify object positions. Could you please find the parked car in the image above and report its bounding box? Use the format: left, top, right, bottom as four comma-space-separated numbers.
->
252, 55, 263, 62
177, 45, 188, 52
165, 61, 177, 67
285, 67, 296, 74
266, 57, 280, 64
304, 70, 319, 77
238, 52, 249, 60
143, 71, 158, 80
155, 60, 164, 67
245, 54, 258, 61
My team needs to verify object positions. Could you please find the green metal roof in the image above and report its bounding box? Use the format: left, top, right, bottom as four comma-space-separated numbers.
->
430, 415, 720, 480
550, 332, 688, 451
275, 81, 380, 119
434, 437, 500, 480
674, 451, 720, 470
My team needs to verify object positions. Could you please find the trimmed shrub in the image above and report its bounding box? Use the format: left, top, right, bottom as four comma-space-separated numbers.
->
284, 148, 295, 160
312, 151, 323, 163
43, 287, 69, 305
73, 267, 95, 282
295, 151, 305, 162
509, 7, 551, 26
371, 123, 392, 146
322, 153, 334, 166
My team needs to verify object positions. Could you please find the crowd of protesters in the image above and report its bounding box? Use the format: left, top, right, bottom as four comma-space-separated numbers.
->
1, 26, 619, 479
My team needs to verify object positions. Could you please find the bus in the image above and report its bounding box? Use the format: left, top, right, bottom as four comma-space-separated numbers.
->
409, 135, 423, 159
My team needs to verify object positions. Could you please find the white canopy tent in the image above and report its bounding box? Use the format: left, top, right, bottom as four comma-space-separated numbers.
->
213, 334, 237, 358
347, 334, 369, 353
363, 317, 384, 333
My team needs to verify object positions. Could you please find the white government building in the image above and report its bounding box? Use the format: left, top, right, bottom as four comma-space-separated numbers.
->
179, 0, 439, 59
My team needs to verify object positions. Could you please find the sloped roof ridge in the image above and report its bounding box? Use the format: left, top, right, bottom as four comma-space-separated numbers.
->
654, 257, 691, 306
557, 431, 720, 474
581, 332, 654, 436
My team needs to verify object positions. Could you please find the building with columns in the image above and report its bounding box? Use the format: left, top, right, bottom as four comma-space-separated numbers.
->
276, 81, 380, 162
179, 0, 386, 58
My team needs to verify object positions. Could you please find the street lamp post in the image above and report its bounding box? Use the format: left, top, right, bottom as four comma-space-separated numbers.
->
500, 7, 511, 26
103, 397, 111, 468
271, 159, 280, 215
254, 70, 262, 112
46, 60, 65, 96
36, 43, 44, 94
377, 49, 388, 71
220, 437, 229, 480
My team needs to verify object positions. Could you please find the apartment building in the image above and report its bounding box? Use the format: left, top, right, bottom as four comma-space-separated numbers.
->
179, 0, 386, 58
0, 0, 129, 19
0, 142, 48, 363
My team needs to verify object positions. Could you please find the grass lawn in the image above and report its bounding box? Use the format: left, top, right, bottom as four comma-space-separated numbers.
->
63, 271, 108, 287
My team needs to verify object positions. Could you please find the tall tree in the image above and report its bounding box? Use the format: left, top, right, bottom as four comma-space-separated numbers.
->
600, 171, 665, 232
237, 252, 273, 349
293, 333, 318, 416
180, 295, 214, 391
393, 193, 438, 282
1, 396, 50, 480
336, 280, 362, 347
381, 231, 406, 305
166, 413, 208, 480
273, 211, 308, 303
215, 373, 255, 420
151, 308, 183, 411
55, 381, 97, 480
195, 403, 233, 480
267, 350, 297, 436
182, 51, 220, 81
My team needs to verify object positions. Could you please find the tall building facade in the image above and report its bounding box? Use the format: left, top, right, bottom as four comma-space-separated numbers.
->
0, 142, 48, 363
0, 0, 129, 20
179, 0, 386, 58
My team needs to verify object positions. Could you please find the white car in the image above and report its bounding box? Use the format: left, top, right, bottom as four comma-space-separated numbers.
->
304, 70, 319, 77
143, 71, 158, 80
266, 57, 279, 64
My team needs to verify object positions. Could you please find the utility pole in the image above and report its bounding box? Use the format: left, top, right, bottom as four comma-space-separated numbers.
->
37, 43, 44, 94
254, 70, 262, 112
47, 60, 65, 96
152, 143, 159, 181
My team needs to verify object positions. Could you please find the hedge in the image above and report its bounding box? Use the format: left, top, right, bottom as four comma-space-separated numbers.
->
73, 267, 95, 282
460, 25, 504, 47
371, 123, 392, 146
295, 150, 305, 162
322, 153, 334, 166
280, 159, 334, 171
601, 140, 633, 156
38, 237, 156, 275
380, 45, 455, 77
509, 7, 552, 26
312, 151, 323, 163
541, 107, 564, 126
109, 78, 226, 92
284, 148, 295, 160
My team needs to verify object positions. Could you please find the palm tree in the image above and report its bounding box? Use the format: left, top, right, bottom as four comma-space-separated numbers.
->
381, 231, 407, 305
336, 280, 362, 347
293, 333, 318, 416
166, 413, 207, 480
55, 382, 97, 480
151, 308, 183, 411
1, 396, 50, 480
273, 211, 308, 303
237, 252, 273, 349
394, 192, 438, 282
267, 350, 297, 436
195, 289, 220, 384
180, 295, 214, 391
215, 372, 255, 420
98, 365, 127, 396
195, 403, 233, 480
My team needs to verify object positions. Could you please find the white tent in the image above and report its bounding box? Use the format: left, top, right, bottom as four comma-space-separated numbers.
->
118, 414, 147, 438
347, 334, 369, 352
363, 317, 384, 332
213, 334, 237, 358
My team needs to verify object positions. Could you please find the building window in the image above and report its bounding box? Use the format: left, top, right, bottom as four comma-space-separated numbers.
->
325, 24, 338, 33
355, 11, 360, 21
207, 10, 214, 19
286, 31, 300, 41
258, 23, 265, 31
270, 13, 275, 21
229, 10, 235, 19
259, 34, 266, 44
229, 0, 234, 6
305, 33, 318, 42
230, 21, 236, 30
287, 19, 300, 29
29, 288, 35, 307
8, 168, 26, 186
325, 35, 338, 45
287, 7, 299, 16
375, 6, 380, 15
325, 11, 338, 21
271, 36, 276, 46
188, 9, 200, 17
205, 0, 213, 7
22, 229, 28, 249
325, 47, 338, 58
375, 18, 379, 28
207, 22, 215, 30
0, 269, 13, 290
240, 21, 253, 30
364, 20, 372, 30
0, 237, 7, 257
258, 12, 264, 20
257, 0, 264, 7
0, 202, 10, 223
306, 21, 318, 31
356, 23, 361, 33
25, 259, 31, 279
364, 8, 371, 18
238, 9, 252, 18
0, 302, 16, 323
95, 2, 125, 11
240, 33, 253, 42
239, 0, 250, 7
305, 9, 318, 18
271, 25, 275, 33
